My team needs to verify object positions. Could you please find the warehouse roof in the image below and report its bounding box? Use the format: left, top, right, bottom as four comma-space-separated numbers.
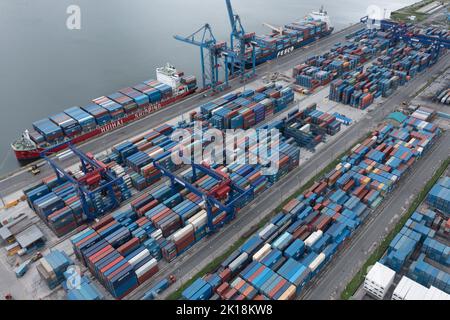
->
388, 112, 408, 124
14, 225, 45, 249
365, 262, 396, 288
0, 226, 13, 241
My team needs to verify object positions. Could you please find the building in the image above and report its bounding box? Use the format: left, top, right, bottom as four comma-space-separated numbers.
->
364, 262, 396, 299
392, 275, 450, 300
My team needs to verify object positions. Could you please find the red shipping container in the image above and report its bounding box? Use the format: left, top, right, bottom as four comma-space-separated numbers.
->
89, 245, 114, 265
313, 203, 322, 211
268, 278, 287, 299
219, 268, 232, 282
343, 180, 355, 192
117, 237, 140, 256
216, 282, 230, 296
248, 265, 265, 283
137, 265, 159, 285
100, 256, 124, 275
224, 288, 238, 300
92, 214, 114, 231
283, 198, 300, 213
96, 220, 119, 235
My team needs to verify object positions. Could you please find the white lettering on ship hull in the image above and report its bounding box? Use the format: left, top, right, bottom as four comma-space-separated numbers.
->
277, 46, 295, 58
133, 103, 162, 119
99, 102, 163, 134
100, 119, 124, 133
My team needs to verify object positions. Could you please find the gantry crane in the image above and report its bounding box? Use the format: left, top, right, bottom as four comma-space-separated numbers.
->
174, 24, 227, 92
151, 152, 254, 234
41, 145, 126, 220
225, 0, 257, 81
360, 17, 450, 65
379, 19, 450, 65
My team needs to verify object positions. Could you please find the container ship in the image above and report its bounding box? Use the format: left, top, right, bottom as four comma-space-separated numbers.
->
11, 64, 197, 161
244, 7, 334, 68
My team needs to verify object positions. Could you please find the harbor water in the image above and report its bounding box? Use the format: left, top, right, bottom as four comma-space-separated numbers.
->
0, 0, 418, 175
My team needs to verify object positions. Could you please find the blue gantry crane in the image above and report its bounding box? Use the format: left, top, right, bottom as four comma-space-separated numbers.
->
360, 17, 450, 65
152, 151, 254, 234
41, 145, 127, 221
225, 0, 257, 82
379, 19, 450, 65
174, 23, 227, 92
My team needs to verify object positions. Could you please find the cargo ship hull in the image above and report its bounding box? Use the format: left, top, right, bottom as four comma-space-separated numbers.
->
12, 89, 196, 161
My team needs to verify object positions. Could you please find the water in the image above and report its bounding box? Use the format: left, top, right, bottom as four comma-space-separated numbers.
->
0, 0, 417, 175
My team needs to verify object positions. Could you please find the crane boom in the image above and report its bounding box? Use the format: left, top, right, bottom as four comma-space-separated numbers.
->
225, 0, 236, 31
263, 22, 285, 35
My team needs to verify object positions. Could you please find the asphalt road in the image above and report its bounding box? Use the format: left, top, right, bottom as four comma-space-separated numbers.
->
125, 53, 450, 300
301, 131, 450, 300
0, 23, 364, 197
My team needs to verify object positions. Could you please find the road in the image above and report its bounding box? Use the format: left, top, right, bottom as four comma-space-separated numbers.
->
0, 22, 364, 197
125, 53, 450, 300
301, 131, 450, 300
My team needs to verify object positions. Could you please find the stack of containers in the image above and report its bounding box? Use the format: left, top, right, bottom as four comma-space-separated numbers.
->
119, 87, 150, 109
426, 177, 450, 215
421, 236, 450, 266
181, 113, 441, 300
36, 250, 74, 289
49, 113, 82, 137
143, 80, 173, 100
408, 253, 450, 294
64, 106, 97, 132
133, 83, 162, 104
24, 159, 132, 237
180, 75, 198, 91
329, 40, 443, 109
70, 225, 161, 299
32, 118, 64, 142
198, 84, 295, 130
108, 92, 138, 114
92, 96, 124, 120
81, 104, 111, 125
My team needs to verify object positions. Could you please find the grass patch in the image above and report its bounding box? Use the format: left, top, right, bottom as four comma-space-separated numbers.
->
341, 156, 450, 300
390, 0, 446, 23
166, 132, 372, 300
391, 11, 428, 22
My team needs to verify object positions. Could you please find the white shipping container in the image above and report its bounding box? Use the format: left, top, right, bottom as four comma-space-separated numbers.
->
258, 223, 275, 239
351, 143, 361, 153
230, 276, 243, 288
188, 210, 207, 230
300, 124, 310, 133
149, 147, 164, 159
229, 252, 249, 271
252, 244, 272, 261
151, 229, 163, 241
40, 258, 56, 279
304, 230, 323, 247
171, 224, 194, 242
135, 258, 158, 277
308, 252, 325, 272
278, 285, 296, 300
129, 249, 150, 266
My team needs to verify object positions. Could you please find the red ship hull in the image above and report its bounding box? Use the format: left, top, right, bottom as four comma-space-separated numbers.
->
13, 89, 196, 161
